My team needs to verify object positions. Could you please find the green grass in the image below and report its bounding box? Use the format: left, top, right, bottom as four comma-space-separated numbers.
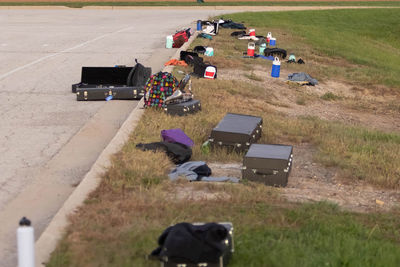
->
2, 1, 400, 8
227, 9, 400, 89
270, 116, 400, 186
48, 196, 400, 266
234, 203, 400, 267
321, 92, 342, 101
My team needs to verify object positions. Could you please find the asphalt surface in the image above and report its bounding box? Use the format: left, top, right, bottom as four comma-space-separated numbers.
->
0, 8, 230, 266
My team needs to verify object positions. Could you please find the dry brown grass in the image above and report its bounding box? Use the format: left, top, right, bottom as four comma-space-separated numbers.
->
47, 23, 400, 266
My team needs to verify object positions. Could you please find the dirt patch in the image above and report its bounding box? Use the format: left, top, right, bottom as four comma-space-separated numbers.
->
219, 67, 400, 133
187, 147, 400, 213
214, 65, 400, 212
285, 143, 400, 213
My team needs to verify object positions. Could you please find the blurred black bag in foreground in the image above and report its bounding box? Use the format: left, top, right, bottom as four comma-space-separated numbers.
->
151, 222, 234, 267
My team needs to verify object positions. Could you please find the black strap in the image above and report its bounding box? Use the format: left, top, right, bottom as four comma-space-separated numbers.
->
126, 65, 136, 86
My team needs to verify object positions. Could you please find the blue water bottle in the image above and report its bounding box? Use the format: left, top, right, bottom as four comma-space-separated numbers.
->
197, 20, 202, 31
271, 57, 281, 78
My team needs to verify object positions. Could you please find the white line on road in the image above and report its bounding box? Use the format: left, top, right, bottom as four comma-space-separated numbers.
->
0, 25, 135, 81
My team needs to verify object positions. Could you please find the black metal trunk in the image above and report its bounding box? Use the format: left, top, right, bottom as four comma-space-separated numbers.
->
76, 86, 145, 101
209, 113, 262, 152
72, 64, 151, 101
242, 144, 293, 187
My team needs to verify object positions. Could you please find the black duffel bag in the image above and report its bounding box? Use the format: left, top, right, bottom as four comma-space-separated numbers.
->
135, 141, 192, 164
193, 45, 207, 54
180, 50, 199, 65
151, 223, 229, 264
264, 48, 287, 59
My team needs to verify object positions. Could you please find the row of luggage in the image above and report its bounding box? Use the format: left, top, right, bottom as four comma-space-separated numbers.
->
71, 60, 202, 116
150, 114, 292, 267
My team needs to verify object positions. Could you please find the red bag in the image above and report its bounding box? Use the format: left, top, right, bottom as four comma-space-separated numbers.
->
173, 29, 191, 48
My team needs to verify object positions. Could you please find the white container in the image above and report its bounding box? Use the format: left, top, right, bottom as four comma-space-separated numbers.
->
166, 35, 173, 49
204, 66, 217, 79
267, 32, 272, 44
17, 218, 35, 267
259, 43, 267, 54
205, 47, 214, 57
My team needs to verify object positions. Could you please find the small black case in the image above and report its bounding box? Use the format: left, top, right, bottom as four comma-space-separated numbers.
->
165, 99, 201, 116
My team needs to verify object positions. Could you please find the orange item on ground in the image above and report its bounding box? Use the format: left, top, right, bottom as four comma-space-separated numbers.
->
164, 59, 188, 66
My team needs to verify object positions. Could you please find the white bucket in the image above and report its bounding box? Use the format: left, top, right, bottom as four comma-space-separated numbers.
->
166, 35, 173, 49
205, 47, 214, 57
204, 66, 217, 79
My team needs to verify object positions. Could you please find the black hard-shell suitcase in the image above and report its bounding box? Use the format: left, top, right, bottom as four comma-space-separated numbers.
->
209, 113, 262, 152
165, 99, 201, 116
76, 86, 145, 101
161, 222, 234, 267
242, 144, 293, 187
72, 63, 151, 100
72, 66, 132, 93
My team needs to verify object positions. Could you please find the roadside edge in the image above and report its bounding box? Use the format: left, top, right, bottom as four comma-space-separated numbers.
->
34, 30, 199, 266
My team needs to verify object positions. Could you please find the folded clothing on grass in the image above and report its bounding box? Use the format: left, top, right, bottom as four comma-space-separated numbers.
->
288, 72, 318, 86
169, 161, 239, 183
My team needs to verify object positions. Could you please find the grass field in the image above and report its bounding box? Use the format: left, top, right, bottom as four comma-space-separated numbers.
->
1, 1, 400, 7
227, 8, 400, 89
47, 9, 400, 267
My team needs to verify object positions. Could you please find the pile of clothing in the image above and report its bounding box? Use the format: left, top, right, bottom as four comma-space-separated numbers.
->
219, 19, 246, 29
200, 20, 219, 36
136, 128, 239, 183
169, 161, 239, 183
287, 72, 318, 86
136, 128, 193, 164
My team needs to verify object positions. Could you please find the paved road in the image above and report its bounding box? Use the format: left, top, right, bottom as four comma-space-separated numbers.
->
0, 8, 230, 266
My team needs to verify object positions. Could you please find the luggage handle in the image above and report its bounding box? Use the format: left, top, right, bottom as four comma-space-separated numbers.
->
126, 60, 137, 86
252, 169, 278, 176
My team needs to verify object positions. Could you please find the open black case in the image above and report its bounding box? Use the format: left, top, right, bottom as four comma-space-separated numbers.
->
72, 61, 151, 101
